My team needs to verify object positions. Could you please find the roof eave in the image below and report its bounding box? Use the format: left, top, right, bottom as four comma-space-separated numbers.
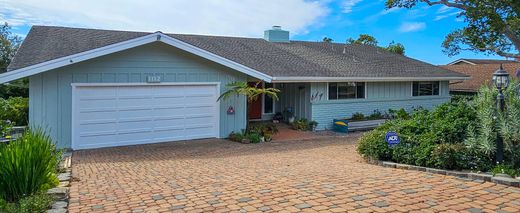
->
0, 32, 273, 84
271, 76, 471, 83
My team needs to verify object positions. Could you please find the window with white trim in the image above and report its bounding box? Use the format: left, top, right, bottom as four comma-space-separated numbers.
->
328, 82, 365, 100
412, 81, 440, 96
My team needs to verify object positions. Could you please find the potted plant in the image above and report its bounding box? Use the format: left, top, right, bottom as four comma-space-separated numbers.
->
308, 120, 318, 131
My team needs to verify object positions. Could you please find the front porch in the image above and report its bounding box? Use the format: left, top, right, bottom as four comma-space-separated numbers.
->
247, 82, 312, 123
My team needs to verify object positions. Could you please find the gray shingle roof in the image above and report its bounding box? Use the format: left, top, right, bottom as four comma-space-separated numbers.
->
8, 26, 468, 79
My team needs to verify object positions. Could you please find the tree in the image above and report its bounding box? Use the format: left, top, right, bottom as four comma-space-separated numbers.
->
0, 23, 27, 98
218, 81, 280, 129
347, 34, 406, 55
386, 41, 406, 55
322, 37, 333, 43
385, 0, 520, 60
347, 34, 379, 46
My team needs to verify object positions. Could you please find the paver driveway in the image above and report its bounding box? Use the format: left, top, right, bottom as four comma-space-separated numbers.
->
69, 133, 520, 213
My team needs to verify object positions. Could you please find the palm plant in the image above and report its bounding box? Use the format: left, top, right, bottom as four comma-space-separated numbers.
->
218, 81, 280, 129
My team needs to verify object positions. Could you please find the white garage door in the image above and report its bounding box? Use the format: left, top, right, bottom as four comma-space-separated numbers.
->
72, 83, 220, 150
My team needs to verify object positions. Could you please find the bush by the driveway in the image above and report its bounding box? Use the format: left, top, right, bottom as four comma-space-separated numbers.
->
358, 81, 520, 173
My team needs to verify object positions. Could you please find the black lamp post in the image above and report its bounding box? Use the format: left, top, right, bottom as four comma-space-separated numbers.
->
492, 64, 510, 164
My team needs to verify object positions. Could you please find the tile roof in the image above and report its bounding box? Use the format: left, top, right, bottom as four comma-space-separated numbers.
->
8, 26, 468, 79
441, 63, 520, 92
450, 58, 519, 65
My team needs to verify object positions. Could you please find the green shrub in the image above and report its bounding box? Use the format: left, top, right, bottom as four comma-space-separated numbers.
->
0, 193, 54, 213
367, 110, 384, 120
247, 132, 262, 143
228, 131, 246, 142
491, 164, 520, 178
430, 143, 467, 170
388, 108, 410, 120
357, 130, 392, 161
292, 118, 309, 131
0, 97, 28, 126
350, 112, 365, 121
0, 128, 60, 202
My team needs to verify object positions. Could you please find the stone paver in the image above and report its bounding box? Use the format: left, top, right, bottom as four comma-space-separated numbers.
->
69, 133, 520, 212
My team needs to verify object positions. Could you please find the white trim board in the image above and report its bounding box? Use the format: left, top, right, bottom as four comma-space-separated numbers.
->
272, 76, 470, 83
0, 33, 272, 84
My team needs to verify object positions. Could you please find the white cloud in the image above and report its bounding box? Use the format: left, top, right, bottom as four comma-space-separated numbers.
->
398, 22, 426, 32
434, 11, 460, 21
342, 0, 363, 13
0, 0, 329, 37
436, 5, 453, 14
380, 7, 400, 15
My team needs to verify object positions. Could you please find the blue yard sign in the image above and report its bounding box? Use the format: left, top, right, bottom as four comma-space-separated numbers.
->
385, 131, 400, 146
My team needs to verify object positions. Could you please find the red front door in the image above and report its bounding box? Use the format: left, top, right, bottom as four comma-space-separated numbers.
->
248, 82, 262, 119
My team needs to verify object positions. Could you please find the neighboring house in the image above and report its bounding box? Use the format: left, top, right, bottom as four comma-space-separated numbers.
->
0, 26, 468, 150
441, 59, 520, 95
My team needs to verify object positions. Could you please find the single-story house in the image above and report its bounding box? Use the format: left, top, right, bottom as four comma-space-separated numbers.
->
441, 59, 520, 95
1, 25, 469, 150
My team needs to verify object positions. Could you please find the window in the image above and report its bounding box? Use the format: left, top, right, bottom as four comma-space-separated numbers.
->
412, 81, 440, 96
263, 83, 274, 114
328, 82, 365, 100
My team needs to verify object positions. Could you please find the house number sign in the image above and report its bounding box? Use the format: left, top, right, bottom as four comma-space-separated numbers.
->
147, 75, 161, 83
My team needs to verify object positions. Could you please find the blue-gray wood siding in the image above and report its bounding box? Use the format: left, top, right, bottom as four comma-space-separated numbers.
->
29, 42, 247, 148
310, 81, 451, 130
278, 83, 311, 121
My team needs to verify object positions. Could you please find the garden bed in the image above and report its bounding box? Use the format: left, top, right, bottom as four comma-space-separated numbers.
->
366, 159, 520, 187
357, 82, 520, 183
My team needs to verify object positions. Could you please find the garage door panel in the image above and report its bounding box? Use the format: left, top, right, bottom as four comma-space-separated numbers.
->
73, 84, 219, 150
79, 122, 117, 133
78, 111, 118, 121
78, 99, 117, 109
152, 106, 185, 115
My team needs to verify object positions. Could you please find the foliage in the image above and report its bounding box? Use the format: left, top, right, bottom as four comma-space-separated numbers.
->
0, 79, 28, 99
322, 37, 333, 43
430, 143, 468, 170
218, 82, 280, 103
229, 123, 280, 143
466, 80, 520, 168
228, 131, 246, 142
0, 193, 54, 213
308, 120, 319, 130
0, 128, 60, 202
1, 23, 22, 73
357, 100, 481, 170
387, 108, 411, 120
358, 80, 520, 172
347, 34, 379, 46
491, 164, 520, 178
385, 41, 406, 55
292, 118, 312, 131
367, 110, 384, 120
350, 112, 365, 121
347, 34, 406, 55
385, 0, 520, 59
247, 132, 262, 143
292, 118, 309, 130
357, 129, 392, 161
249, 122, 279, 141
0, 97, 29, 126
0, 23, 27, 98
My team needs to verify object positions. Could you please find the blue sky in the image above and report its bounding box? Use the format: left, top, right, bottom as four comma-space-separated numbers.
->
1, 0, 506, 65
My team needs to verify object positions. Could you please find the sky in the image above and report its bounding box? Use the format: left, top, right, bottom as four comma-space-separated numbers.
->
0, 0, 507, 65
